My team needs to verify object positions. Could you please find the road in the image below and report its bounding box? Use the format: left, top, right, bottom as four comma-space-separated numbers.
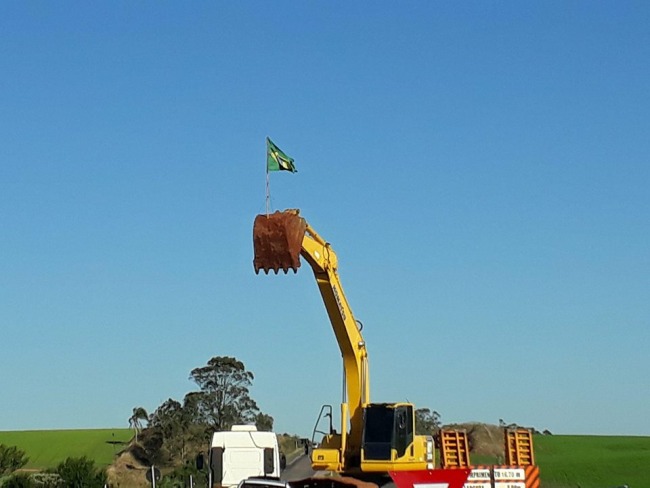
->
281, 454, 316, 481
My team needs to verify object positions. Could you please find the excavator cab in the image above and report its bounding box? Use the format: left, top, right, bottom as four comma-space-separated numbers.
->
362, 403, 414, 462
310, 402, 420, 474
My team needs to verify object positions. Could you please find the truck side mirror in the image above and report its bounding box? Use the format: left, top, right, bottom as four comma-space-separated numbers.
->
280, 453, 287, 470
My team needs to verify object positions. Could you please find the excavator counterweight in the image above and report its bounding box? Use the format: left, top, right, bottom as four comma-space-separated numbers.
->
253, 210, 307, 274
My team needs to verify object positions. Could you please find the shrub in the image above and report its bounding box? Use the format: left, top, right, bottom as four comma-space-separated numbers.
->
2, 472, 35, 488
0, 444, 29, 476
156, 463, 207, 488
30, 472, 63, 488
55, 457, 106, 488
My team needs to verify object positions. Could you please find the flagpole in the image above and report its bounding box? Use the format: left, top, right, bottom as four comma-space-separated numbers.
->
265, 165, 270, 217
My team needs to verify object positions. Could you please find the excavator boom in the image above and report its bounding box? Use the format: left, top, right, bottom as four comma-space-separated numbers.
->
253, 209, 369, 472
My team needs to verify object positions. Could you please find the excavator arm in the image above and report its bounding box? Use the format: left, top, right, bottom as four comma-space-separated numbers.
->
253, 210, 369, 468
300, 220, 370, 415
253, 209, 435, 478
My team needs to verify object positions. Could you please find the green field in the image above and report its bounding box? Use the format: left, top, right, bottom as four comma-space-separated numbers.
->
535, 434, 650, 488
468, 435, 650, 487
1, 430, 649, 487
0, 429, 133, 470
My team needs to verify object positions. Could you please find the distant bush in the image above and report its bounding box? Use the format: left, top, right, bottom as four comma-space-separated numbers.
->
0, 444, 29, 476
2, 472, 35, 488
1, 472, 63, 488
55, 457, 106, 488
278, 434, 301, 455
156, 464, 207, 488
29, 472, 63, 487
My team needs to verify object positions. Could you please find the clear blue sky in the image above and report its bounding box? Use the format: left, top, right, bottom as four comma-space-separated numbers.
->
1, 2, 648, 437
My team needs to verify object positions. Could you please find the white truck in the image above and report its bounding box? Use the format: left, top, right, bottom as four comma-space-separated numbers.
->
202, 425, 283, 488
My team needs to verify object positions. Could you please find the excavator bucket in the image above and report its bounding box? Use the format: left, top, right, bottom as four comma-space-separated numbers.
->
253, 210, 307, 274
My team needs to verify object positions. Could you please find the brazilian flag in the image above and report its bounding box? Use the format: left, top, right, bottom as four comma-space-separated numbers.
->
266, 137, 297, 173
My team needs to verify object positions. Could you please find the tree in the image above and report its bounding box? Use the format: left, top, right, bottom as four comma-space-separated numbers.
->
0, 444, 29, 476
133, 427, 165, 465
149, 397, 204, 463
129, 406, 149, 443
56, 456, 106, 488
150, 399, 185, 441
254, 413, 274, 432
415, 408, 441, 436
188, 356, 262, 431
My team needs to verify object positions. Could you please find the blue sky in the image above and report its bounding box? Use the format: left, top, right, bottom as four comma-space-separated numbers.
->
1, 2, 648, 437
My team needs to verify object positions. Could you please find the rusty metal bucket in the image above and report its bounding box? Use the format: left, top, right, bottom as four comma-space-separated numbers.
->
253, 210, 307, 274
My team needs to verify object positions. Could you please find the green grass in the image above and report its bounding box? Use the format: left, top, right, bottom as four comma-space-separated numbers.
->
0, 429, 133, 470
534, 434, 650, 488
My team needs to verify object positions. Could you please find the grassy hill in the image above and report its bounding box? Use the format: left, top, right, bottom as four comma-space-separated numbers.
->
0, 428, 132, 469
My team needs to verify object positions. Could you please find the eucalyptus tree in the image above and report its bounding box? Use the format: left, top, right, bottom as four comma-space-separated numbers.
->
128, 406, 149, 442
415, 408, 441, 436
188, 356, 263, 431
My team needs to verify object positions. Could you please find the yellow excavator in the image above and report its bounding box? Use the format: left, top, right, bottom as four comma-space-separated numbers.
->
252, 209, 539, 488
252, 209, 435, 481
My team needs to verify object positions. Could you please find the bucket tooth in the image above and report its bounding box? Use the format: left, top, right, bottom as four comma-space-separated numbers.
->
253, 210, 307, 274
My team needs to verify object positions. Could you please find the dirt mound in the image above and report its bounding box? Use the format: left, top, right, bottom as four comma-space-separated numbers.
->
443, 423, 505, 458
106, 450, 150, 488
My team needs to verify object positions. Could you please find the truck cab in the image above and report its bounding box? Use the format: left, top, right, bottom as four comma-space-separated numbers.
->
207, 425, 282, 488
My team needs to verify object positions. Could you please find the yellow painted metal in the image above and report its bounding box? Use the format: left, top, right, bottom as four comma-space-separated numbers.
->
301, 221, 433, 474
253, 209, 431, 476
438, 429, 471, 468
505, 428, 535, 466
311, 444, 343, 472
300, 221, 370, 463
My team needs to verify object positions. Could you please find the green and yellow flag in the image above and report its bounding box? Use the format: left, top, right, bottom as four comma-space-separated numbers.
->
266, 137, 297, 173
